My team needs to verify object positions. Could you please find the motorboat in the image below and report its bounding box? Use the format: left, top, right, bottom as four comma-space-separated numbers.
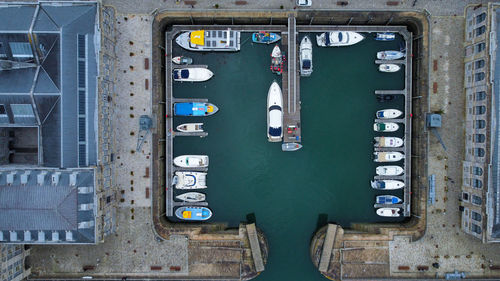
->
176, 192, 206, 202
299, 36, 313, 77
173, 155, 209, 168
173, 171, 207, 189
175, 206, 212, 221
375, 32, 395, 41
175, 29, 241, 51
379, 64, 401, 73
376, 208, 401, 217
376, 109, 403, 119
282, 142, 303, 152
173, 68, 213, 82
374, 137, 404, 148
377, 50, 405, 60
375, 195, 402, 205
174, 102, 219, 116
316, 31, 364, 47
376, 165, 404, 176
371, 180, 405, 190
374, 152, 404, 162
252, 31, 281, 44
373, 122, 399, 132
270, 45, 284, 75
176, 123, 204, 133
172, 56, 193, 65
267, 81, 283, 142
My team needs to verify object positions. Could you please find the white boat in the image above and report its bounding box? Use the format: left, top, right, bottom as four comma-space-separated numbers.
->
176, 123, 204, 133
371, 180, 405, 190
270, 45, 283, 75
299, 36, 313, 76
376, 165, 404, 176
282, 142, 303, 151
375, 32, 395, 41
172, 56, 193, 65
373, 122, 399, 132
376, 109, 403, 119
376, 208, 401, 217
176, 192, 206, 202
173, 155, 209, 168
373, 152, 404, 162
174, 171, 207, 189
374, 137, 404, 148
175, 29, 241, 52
267, 81, 283, 142
379, 64, 401, 73
173, 68, 213, 82
377, 50, 405, 60
316, 31, 364, 47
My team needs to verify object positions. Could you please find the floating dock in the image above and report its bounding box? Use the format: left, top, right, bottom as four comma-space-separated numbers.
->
246, 223, 265, 273
318, 224, 338, 273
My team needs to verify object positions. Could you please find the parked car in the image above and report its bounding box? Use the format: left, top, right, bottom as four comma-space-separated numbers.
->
296, 0, 312, 7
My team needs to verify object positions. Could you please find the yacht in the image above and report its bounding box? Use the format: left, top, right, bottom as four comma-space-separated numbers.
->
376, 109, 403, 119
316, 31, 364, 47
173, 171, 207, 189
371, 180, 405, 190
376, 165, 404, 176
173, 68, 213, 82
373, 122, 399, 132
374, 137, 404, 148
376, 208, 401, 217
267, 81, 283, 142
176, 192, 206, 202
175, 206, 212, 221
379, 64, 401, 73
374, 152, 404, 162
175, 29, 240, 51
299, 36, 313, 76
173, 155, 209, 168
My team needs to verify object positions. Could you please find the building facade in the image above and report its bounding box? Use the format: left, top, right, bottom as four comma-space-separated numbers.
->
0, 245, 30, 281
462, 3, 500, 242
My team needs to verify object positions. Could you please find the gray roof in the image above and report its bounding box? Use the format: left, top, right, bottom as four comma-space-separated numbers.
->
0, 168, 96, 244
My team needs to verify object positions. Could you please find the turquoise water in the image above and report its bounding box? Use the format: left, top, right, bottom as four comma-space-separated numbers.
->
172, 33, 405, 280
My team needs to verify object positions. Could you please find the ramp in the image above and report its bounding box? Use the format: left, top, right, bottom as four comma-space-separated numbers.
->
246, 223, 265, 272
319, 224, 338, 272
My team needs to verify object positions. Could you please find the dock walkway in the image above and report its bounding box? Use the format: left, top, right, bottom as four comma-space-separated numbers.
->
246, 223, 265, 272
318, 224, 337, 273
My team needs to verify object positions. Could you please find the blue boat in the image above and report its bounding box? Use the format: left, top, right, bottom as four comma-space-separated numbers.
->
375, 195, 402, 205
252, 31, 281, 44
375, 32, 395, 41
174, 102, 219, 116
175, 206, 212, 221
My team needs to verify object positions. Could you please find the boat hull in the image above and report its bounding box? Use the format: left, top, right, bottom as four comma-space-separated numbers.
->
252, 32, 281, 44
376, 165, 404, 176
174, 171, 207, 189
371, 180, 405, 190
175, 206, 212, 221
375, 195, 402, 205
373, 152, 404, 162
379, 64, 401, 73
373, 122, 399, 132
300, 36, 313, 76
376, 51, 404, 60
282, 142, 303, 151
316, 31, 364, 47
267, 81, 283, 142
175, 30, 241, 52
374, 137, 404, 148
376, 208, 400, 217
174, 102, 219, 116
172, 56, 193, 65
173, 155, 209, 168
176, 123, 204, 133
376, 109, 403, 119
375, 33, 396, 41
173, 68, 213, 82
176, 192, 206, 202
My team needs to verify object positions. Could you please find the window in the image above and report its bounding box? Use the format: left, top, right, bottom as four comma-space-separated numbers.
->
472, 195, 482, 205
8, 42, 33, 58
471, 211, 482, 222
473, 166, 483, 176
462, 192, 469, 201
471, 223, 482, 234
106, 196, 112, 203
475, 42, 486, 53
474, 134, 485, 143
476, 13, 486, 24
474, 72, 485, 82
475, 60, 485, 69
475, 25, 486, 36
0, 104, 5, 115
10, 104, 34, 117
474, 106, 486, 115
475, 91, 486, 100
475, 120, 486, 129
474, 148, 485, 157
472, 179, 483, 188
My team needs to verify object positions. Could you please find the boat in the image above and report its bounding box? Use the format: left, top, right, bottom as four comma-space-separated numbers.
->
267, 81, 283, 142
252, 31, 281, 44
173, 68, 213, 82
174, 102, 219, 116
374, 137, 404, 148
379, 64, 401, 73
376, 109, 403, 119
173, 171, 207, 189
176, 123, 204, 133
376, 208, 401, 217
175, 29, 241, 52
375, 32, 395, 41
376, 165, 404, 176
270, 45, 284, 75
175, 206, 212, 221
316, 31, 364, 47
172, 56, 193, 65
173, 155, 209, 168
176, 192, 206, 202
282, 142, 303, 152
299, 36, 313, 77
376, 95, 394, 102
373, 152, 404, 162
371, 180, 405, 190
377, 50, 405, 60
375, 195, 402, 205
373, 122, 399, 132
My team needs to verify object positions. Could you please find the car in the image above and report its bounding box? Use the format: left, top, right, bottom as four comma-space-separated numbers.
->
296, 0, 312, 7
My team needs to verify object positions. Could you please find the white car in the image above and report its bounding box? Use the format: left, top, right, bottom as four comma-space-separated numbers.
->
297, 0, 312, 7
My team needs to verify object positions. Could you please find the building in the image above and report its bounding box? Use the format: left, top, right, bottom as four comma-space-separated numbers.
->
0, 245, 30, 281
461, 3, 500, 242
0, 2, 117, 244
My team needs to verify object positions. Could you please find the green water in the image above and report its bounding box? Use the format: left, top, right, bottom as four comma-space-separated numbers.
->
172, 33, 405, 280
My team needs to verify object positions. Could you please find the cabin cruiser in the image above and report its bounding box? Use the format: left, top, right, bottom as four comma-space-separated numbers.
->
173, 171, 207, 189
316, 31, 364, 47
176, 192, 206, 202
376, 165, 404, 176
373, 122, 399, 132
375, 32, 395, 41
176, 123, 204, 133
376, 208, 401, 217
175, 206, 212, 221
173, 68, 213, 82
371, 180, 405, 190
175, 29, 241, 51
374, 137, 404, 148
375, 195, 402, 205
299, 36, 313, 76
376, 109, 403, 119
377, 50, 405, 60
379, 64, 401, 73
374, 152, 404, 162
174, 102, 219, 116
267, 81, 283, 142
173, 155, 209, 168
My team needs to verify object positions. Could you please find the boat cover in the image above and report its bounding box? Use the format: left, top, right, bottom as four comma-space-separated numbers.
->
269, 127, 282, 137
173, 70, 179, 79
175, 103, 207, 116
303, 60, 311, 69
378, 123, 386, 130
377, 112, 384, 118
338, 32, 343, 42
180, 69, 189, 79
375, 181, 385, 189
325, 32, 330, 45
190, 30, 205, 45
